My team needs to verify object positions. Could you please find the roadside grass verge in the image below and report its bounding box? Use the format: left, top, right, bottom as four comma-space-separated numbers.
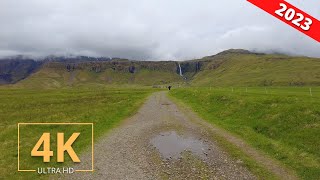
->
0, 87, 155, 179
168, 94, 277, 180
169, 87, 320, 179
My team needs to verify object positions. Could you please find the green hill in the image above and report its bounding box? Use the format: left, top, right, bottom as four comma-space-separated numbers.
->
188, 49, 320, 86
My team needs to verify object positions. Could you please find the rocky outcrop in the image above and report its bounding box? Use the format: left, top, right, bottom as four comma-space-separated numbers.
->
0, 59, 42, 84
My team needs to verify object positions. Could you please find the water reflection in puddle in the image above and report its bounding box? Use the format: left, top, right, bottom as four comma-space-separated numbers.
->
150, 131, 209, 160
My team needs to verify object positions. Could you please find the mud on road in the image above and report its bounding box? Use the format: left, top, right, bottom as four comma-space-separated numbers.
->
65, 91, 293, 180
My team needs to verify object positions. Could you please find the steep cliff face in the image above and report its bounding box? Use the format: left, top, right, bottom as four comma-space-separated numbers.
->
177, 61, 204, 80
55, 60, 179, 73
0, 59, 42, 84
15, 59, 185, 88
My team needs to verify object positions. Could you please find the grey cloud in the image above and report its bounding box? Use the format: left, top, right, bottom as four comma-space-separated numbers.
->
0, 0, 319, 60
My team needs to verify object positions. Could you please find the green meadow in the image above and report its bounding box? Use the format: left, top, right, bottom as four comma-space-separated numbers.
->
0, 87, 155, 179
1, 49, 320, 179
169, 87, 320, 180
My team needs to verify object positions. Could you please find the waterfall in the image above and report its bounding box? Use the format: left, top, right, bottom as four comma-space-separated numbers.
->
178, 63, 183, 76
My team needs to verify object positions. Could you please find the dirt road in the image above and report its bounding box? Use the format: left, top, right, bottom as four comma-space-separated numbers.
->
68, 91, 295, 179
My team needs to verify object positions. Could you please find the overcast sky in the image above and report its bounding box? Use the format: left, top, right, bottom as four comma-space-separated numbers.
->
0, 0, 319, 60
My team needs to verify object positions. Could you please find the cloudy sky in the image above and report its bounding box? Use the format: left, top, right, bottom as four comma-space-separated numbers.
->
0, 0, 319, 60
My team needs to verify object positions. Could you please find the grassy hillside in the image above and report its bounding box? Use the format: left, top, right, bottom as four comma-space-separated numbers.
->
0, 87, 155, 179
169, 87, 320, 179
2, 49, 320, 88
190, 50, 320, 86
15, 60, 184, 88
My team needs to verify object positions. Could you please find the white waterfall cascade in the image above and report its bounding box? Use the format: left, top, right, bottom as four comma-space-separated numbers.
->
178, 63, 183, 76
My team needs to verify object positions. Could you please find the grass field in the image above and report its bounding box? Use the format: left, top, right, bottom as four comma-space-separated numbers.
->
169, 87, 320, 179
0, 87, 155, 179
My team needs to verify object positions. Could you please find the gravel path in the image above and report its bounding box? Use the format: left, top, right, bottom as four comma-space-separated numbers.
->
66, 91, 260, 179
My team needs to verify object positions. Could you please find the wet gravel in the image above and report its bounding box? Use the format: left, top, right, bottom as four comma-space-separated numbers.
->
64, 91, 256, 180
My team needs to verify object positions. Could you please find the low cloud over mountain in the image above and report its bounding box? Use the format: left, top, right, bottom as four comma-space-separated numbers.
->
0, 0, 319, 60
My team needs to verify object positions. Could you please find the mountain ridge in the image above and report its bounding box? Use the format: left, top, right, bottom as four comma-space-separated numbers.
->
1, 49, 320, 87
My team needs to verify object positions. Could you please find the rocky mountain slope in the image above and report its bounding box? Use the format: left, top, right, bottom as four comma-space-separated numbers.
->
0, 58, 42, 84
1, 49, 320, 88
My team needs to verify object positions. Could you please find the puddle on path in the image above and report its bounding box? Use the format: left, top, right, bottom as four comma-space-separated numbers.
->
150, 131, 209, 160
